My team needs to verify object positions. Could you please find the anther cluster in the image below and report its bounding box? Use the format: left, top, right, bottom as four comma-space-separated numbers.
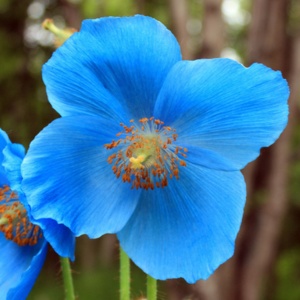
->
0, 185, 42, 246
105, 117, 187, 190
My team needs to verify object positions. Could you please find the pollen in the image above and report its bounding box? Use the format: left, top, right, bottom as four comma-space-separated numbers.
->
0, 185, 42, 246
105, 117, 187, 190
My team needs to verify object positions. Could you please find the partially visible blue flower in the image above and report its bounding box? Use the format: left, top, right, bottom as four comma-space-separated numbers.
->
21, 16, 289, 283
0, 129, 75, 299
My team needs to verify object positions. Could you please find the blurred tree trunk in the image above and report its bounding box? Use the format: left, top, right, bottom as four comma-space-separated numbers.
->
197, 0, 225, 58
167, 0, 190, 59
238, 0, 292, 300
136, 0, 146, 14
58, 0, 82, 28
247, 0, 289, 70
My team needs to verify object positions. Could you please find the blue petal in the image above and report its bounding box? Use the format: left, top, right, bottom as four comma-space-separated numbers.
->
0, 129, 10, 184
0, 129, 9, 152
2, 143, 25, 191
33, 218, 75, 260
117, 164, 246, 283
22, 116, 141, 238
0, 234, 47, 300
43, 15, 181, 120
154, 58, 289, 170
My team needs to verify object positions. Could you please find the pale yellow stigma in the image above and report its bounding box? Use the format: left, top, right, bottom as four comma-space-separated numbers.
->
129, 154, 146, 169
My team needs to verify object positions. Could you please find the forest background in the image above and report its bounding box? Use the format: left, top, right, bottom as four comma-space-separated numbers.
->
0, 0, 299, 299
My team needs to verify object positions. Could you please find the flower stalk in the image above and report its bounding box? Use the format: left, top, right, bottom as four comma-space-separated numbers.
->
60, 256, 75, 300
147, 274, 157, 300
120, 247, 131, 300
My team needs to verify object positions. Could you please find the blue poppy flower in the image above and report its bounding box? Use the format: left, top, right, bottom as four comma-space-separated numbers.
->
0, 129, 75, 299
21, 15, 289, 283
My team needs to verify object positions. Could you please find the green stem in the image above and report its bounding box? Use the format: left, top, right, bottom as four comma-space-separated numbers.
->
60, 256, 75, 300
147, 274, 157, 300
120, 247, 131, 300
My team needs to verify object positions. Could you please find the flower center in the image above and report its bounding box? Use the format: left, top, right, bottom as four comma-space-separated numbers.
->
105, 117, 187, 190
0, 185, 42, 246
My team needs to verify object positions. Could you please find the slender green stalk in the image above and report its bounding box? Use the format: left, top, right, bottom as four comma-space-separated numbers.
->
60, 256, 75, 300
147, 274, 157, 300
120, 247, 131, 300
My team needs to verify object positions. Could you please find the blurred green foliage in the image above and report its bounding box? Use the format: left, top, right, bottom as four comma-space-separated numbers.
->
275, 248, 300, 300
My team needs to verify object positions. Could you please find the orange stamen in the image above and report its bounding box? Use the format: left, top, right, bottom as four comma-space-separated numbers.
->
104, 117, 187, 190
0, 185, 42, 246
